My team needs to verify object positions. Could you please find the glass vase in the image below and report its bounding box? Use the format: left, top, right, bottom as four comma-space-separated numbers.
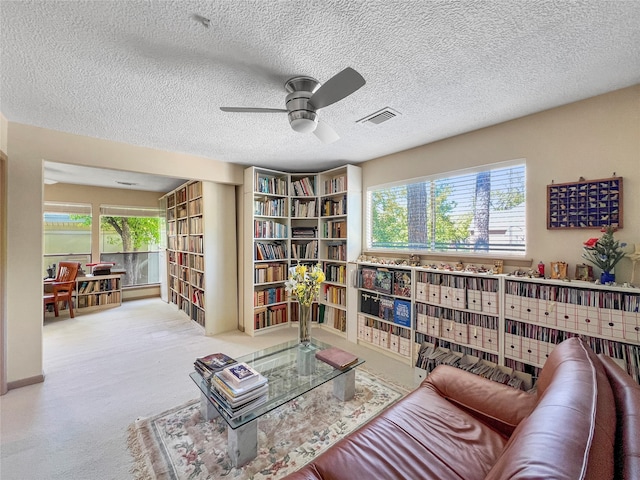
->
600, 270, 615, 284
299, 303, 312, 345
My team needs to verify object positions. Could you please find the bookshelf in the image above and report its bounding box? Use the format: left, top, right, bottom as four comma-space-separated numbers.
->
243, 165, 362, 337
74, 274, 122, 311
317, 165, 361, 338
163, 180, 237, 335
354, 262, 640, 386
244, 168, 291, 336
356, 264, 413, 363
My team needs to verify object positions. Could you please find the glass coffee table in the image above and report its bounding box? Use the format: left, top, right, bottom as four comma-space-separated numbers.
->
190, 338, 364, 467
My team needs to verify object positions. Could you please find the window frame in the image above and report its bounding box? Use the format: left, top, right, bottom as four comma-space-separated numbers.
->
365, 159, 527, 257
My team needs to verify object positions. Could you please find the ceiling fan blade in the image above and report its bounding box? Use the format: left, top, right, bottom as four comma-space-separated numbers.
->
313, 119, 340, 144
308, 67, 366, 110
220, 107, 287, 113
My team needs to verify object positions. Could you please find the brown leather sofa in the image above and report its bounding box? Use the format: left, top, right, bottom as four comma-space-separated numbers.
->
283, 337, 640, 480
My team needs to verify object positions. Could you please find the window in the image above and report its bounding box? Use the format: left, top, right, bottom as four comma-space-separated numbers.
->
99, 205, 162, 287
367, 161, 526, 254
43, 202, 92, 277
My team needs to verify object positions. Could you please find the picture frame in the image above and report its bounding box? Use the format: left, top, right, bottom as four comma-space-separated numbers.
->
550, 261, 568, 280
575, 263, 594, 282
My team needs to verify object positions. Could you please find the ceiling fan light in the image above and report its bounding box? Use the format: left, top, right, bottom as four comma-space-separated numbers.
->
290, 117, 318, 133
288, 109, 318, 134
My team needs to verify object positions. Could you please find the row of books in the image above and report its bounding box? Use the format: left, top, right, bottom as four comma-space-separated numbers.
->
254, 286, 286, 307
414, 332, 499, 363
319, 305, 347, 332
291, 240, 317, 260
414, 342, 526, 390
186, 182, 202, 199
78, 279, 119, 294
324, 263, 346, 284
323, 174, 347, 195
188, 198, 202, 215
189, 217, 203, 234
254, 197, 287, 217
254, 304, 287, 330
321, 196, 347, 216
505, 280, 640, 311
254, 220, 287, 239
326, 244, 346, 261
360, 292, 412, 327
291, 176, 316, 196
254, 263, 287, 284
195, 353, 269, 419
323, 220, 346, 239
255, 242, 287, 261
76, 291, 120, 308
416, 271, 499, 293
176, 218, 188, 234
291, 226, 317, 238
291, 199, 316, 218
323, 284, 346, 306
255, 173, 287, 195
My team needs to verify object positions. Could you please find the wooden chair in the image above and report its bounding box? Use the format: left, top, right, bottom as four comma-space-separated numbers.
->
43, 262, 80, 318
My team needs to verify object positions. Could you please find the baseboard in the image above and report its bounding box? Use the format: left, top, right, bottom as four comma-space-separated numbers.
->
7, 373, 45, 391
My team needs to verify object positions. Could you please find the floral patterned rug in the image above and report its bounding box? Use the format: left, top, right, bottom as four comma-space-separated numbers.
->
128, 369, 408, 480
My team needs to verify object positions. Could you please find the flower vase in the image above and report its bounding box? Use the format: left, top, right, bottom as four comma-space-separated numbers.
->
299, 303, 312, 345
600, 270, 615, 284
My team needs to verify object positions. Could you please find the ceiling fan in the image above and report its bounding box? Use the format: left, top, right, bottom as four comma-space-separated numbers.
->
220, 67, 365, 144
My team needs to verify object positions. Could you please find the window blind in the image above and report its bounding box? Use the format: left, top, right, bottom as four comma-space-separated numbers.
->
367, 161, 526, 255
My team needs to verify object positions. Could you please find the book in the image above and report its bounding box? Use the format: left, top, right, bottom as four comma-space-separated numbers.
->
194, 353, 237, 383
315, 347, 358, 370
196, 352, 236, 370
211, 376, 269, 406
208, 388, 268, 419
213, 371, 268, 397
222, 362, 260, 386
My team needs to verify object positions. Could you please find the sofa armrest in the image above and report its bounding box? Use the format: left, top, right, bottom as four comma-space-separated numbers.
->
424, 365, 537, 438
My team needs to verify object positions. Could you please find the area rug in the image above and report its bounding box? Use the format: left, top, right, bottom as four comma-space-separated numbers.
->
128, 369, 409, 480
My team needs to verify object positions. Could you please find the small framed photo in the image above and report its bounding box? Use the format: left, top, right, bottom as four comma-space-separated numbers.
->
575, 264, 594, 282
550, 261, 568, 280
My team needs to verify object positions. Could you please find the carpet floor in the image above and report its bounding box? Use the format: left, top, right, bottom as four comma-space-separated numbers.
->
128, 369, 408, 480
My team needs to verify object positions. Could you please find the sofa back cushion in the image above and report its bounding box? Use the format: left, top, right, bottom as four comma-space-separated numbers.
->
598, 354, 640, 480
485, 337, 616, 480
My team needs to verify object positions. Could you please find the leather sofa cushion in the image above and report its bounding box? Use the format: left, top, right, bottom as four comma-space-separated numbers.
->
284, 383, 507, 480
424, 365, 537, 438
485, 337, 616, 480
598, 354, 640, 480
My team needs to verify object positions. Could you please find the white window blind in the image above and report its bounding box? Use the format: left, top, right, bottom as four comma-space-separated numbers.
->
100, 205, 161, 217
367, 161, 526, 254
44, 202, 92, 215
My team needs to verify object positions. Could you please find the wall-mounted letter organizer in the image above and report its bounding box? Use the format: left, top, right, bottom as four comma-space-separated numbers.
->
547, 176, 622, 229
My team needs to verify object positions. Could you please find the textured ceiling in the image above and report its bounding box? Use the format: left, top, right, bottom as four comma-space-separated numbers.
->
2, 0, 640, 180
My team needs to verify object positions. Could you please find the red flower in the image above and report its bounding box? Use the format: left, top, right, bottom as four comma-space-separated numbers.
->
584, 238, 599, 248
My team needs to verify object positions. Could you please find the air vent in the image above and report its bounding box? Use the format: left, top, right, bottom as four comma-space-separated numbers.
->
357, 107, 401, 125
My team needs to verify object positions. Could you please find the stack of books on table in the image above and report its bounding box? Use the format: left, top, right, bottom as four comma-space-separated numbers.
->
194, 352, 237, 385
210, 362, 269, 419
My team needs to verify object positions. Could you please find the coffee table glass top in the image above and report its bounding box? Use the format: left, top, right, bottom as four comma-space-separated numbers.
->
190, 338, 364, 429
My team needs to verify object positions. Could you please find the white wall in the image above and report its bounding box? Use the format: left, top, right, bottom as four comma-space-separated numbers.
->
361, 85, 640, 282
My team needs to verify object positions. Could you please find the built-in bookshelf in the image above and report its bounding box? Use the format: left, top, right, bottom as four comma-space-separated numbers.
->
74, 274, 122, 310
163, 180, 237, 335
354, 262, 640, 386
317, 166, 362, 338
244, 168, 291, 336
243, 165, 361, 337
